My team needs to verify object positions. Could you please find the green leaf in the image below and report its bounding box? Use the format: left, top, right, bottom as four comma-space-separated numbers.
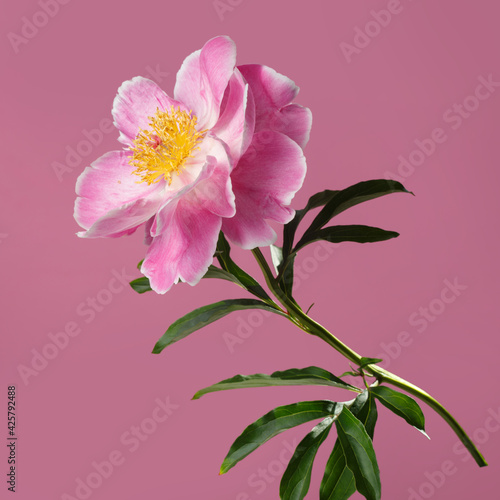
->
279, 180, 410, 296
129, 265, 246, 295
295, 225, 399, 252
220, 400, 340, 474
137, 259, 144, 270
216, 232, 271, 301
320, 392, 378, 500
279, 191, 339, 295
193, 366, 360, 400
152, 299, 285, 354
129, 277, 152, 294
302, 179, 411, 239
282, 189, 339, 262
280, 416, 336, 500
370, 386, 428, 438
320, 441, 356, 500
202, 265, 246, 284
358, 358, 383, 370
279, 253, 297, 297
353, 392, 378, 440
335, 406, 381, 500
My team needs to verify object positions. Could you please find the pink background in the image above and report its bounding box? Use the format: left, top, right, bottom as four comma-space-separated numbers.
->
1, 1, 499, 499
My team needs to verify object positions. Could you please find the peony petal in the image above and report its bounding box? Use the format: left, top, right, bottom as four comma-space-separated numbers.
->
238, 64, 312, 148
150, 136, 235, 237
80, 196, 164, 239
211, 68, 255, 165
144, 216, 154, 245
174, 36, 237, 129
222, 192, 278, 249
141, 199, 222, 294
191, 137, 235, 218
263, 103, 312, 150
238, 64, 298, 116
112, 77, 185, 146
222, 131, 306, 249
75, 150, 163, 237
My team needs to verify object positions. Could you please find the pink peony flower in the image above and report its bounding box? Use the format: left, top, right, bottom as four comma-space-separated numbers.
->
74, 36, 311, 293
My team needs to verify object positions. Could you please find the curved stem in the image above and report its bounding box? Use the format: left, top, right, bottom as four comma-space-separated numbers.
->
252, 248, 488, 468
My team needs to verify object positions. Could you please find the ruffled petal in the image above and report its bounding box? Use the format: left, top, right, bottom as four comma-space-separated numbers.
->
112, 77, 185, 146
264, 103, 312, 150
174, 36, 236, 130
211, 68, 255, 165
238, 64, 298, 116
75, 150, 164, 237
238, 64, 312, 149
141, 199, 222, 294
222, 131, 306, 249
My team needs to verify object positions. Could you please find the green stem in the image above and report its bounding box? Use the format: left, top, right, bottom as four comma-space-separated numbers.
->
251, 248, 488, 468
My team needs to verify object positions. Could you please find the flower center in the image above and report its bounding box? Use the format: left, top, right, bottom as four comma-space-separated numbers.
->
130, 106, 206, 185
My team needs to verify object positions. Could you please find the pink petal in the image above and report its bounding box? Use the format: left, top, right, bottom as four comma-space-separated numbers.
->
112, 77, 185, 146
174, 36, 236, 129
75, 150, 163, 238
238, 64, 312, 149
192, 137, 236, 218
141, 199, 222, 294
211, 68, 255, 165
222, 131, 307, 249
263, 103, 312, 150
144, 217, 154, 245
238, 64, 298, 112
150, 136, 235, 237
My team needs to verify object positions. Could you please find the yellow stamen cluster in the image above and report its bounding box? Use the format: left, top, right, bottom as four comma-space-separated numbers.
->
130, 106, 206, 185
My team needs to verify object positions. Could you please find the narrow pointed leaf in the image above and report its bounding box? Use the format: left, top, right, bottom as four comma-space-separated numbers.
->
295, 225, 399, 252
153, 299, 285, 354
280, 190, 339, 294
193, 366, 360, 400
321, 392, 378, 500
220, 400, 340, 474
130, 265, 246, 294
202, 265, 247, 284
302, 179, 411, 238
335, 406, 381, 500
280, 416, 337, 500
370, 386, 428, 438
216, 232, 271, 301
282, 189, 339, 261
279, 253, 297, 297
